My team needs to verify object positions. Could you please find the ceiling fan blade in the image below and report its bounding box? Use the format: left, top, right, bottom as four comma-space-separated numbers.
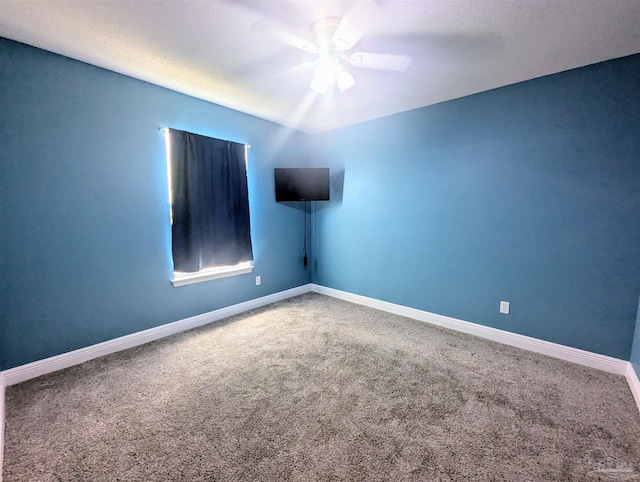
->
331, 18, 362, 51
348, 52, 412, 72
252, 20, 318, 54
331, 0, 381, 51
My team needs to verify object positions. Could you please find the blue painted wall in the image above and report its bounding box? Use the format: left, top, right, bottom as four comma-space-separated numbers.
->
311, 54, 640, 360
0, 38, 315, 370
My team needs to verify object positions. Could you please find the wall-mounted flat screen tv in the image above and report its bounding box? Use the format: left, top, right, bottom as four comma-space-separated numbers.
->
275, 168, 330, 202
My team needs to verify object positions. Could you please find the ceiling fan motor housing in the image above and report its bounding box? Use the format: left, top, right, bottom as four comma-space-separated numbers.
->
310, 17, 344, 51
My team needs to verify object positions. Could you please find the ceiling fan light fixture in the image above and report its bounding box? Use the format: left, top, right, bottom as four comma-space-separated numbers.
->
336, 67, 355, 92
310, 58, 339, 94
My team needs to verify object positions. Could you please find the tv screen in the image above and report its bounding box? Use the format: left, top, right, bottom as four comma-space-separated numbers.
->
275, 168, 330, 202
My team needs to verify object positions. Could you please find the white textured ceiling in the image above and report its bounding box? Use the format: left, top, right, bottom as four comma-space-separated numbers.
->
1, 0, 639, 133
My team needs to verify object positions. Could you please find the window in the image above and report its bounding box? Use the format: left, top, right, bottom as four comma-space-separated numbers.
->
164, 128, 254, 286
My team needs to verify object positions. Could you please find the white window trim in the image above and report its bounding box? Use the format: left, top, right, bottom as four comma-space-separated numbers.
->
171, 262, 254, 287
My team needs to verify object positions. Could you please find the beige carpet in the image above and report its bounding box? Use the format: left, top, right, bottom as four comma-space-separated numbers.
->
3, 293, 640, 481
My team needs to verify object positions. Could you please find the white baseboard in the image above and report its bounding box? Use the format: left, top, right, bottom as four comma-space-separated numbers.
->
626, 363, 640, 414
1, 284, 312, 387
0, 372, 5, 482
309, 284, 629, 376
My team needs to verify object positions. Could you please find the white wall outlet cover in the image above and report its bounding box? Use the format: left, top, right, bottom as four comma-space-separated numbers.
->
255, 276, 261, 286
500, 301, 510, 314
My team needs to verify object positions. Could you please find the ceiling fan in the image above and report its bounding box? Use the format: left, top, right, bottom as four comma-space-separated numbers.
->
252, 15, 412, 95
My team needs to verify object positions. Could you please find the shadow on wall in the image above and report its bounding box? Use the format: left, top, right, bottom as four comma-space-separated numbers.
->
331, 169, 345, 204
315, 169, 345, 211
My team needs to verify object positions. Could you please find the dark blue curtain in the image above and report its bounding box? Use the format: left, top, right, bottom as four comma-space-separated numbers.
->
169, 129, 253, 272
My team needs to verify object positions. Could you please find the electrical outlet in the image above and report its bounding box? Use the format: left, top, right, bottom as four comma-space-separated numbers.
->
255, 276, 261, 286
500, 301, 510, 314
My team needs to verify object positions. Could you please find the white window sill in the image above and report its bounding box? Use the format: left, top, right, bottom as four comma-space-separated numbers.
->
171, 263, 254, 287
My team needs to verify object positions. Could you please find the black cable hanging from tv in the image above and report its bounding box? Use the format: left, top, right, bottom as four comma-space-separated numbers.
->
303, 201, 308, 267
